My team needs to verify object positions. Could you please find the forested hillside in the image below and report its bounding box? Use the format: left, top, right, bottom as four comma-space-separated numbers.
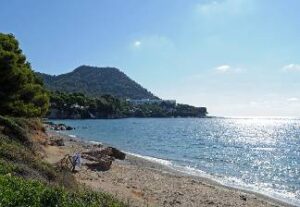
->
37, 65, 158, 100
48, 91, 207, 119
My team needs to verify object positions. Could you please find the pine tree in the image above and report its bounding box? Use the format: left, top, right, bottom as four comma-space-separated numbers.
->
0, 33, 49, 117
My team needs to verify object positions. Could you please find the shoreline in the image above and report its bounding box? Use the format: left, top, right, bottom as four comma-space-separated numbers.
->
124, 152, 298, 207
124, 154, 296, 207
118, 152, 297, 207
45, 131, 296, 207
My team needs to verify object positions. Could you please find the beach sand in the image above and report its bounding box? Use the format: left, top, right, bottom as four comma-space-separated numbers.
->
43, 132, 293, 207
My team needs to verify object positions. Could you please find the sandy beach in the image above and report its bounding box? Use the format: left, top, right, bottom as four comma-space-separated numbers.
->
44, 131, 293, 207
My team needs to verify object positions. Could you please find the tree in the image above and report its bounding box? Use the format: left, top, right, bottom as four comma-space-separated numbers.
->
0, 33, 49, 117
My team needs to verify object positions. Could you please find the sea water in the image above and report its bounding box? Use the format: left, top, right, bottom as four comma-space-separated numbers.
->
52, 118, 300, 206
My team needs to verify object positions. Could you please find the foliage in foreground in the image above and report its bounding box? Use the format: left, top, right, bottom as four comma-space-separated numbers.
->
0, 175, 125, 207
0, 33, 49, 117
0, 116, 126, 207
0, 116, 57, 182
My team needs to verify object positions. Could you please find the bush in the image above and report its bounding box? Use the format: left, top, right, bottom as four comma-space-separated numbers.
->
0, 116, 29, 145
0, 175, 126, 207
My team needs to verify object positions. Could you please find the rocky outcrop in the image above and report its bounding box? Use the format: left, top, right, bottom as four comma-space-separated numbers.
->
107, 147, 126, 160
44, 122, 74, 131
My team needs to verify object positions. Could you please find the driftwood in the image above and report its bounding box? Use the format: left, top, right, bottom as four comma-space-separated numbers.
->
83, 147, 126, 160
58, 147, 126, 173
85, 159, 112, 171
82, 153, 113, 171
59, 154, 77, 172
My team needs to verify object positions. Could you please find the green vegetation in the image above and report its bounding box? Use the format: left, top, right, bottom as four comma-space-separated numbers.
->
174, 104, 208, 117
0, 33, 126, 206
0, 33, 49, 117
37, 65, 158, 100
49, 91, 127, 118
130, 103, 207, 118
49, 91, 207, 119
0, 175, 125, 207
0, 116, 57, 182
0, 116, 126, 207
37, 65, 207, 119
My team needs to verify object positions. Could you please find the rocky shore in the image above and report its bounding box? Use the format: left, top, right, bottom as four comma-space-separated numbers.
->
43, 131, 292, 207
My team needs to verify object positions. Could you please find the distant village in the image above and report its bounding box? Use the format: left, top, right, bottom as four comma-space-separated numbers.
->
126, 98, 176, 106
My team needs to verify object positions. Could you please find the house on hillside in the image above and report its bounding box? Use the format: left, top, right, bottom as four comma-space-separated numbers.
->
127, 99, 176, 106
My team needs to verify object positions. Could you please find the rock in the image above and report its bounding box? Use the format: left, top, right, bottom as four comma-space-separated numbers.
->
175, 192, 184, 196
93, 144, 103, 148
111, 147, 126, 160
240, 195, 247, 201
56, 124, 67, 130
45, 122, 73, 131
101, 147, 126, 160
66, 126, 73, 130
175, 200, 181, 204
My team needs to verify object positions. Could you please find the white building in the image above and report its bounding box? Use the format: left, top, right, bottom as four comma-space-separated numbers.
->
127, 99, 176, 106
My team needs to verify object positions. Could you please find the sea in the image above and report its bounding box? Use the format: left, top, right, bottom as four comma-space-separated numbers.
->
52, 117, 300, 206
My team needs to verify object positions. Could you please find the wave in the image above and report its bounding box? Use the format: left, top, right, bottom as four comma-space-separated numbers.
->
125, 151, 173, 166
89, 140, 103, 145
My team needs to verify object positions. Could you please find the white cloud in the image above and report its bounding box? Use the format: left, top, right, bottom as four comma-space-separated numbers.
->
215, 65, 231, 73
130, 35, 175, 53
214, 65, 245, 73
282, 64, 300, 72
133, 41, 141, 48
287, 97, 299, 102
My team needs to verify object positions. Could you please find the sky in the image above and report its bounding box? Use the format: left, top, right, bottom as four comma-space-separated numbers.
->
1, 0, 300, 117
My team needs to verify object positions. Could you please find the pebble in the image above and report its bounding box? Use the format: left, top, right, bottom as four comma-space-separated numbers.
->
240, 195, 247, 201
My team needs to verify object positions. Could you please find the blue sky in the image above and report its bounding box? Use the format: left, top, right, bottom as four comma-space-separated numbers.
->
1, 0, 300, 116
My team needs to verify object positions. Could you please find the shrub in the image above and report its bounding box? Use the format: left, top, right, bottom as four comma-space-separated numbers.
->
0, 175, 126, 207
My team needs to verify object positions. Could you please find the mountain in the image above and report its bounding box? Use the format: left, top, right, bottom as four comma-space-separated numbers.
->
36, 65, 158, 100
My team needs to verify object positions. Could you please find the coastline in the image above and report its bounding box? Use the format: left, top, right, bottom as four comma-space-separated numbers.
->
44, 131, 296, 207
